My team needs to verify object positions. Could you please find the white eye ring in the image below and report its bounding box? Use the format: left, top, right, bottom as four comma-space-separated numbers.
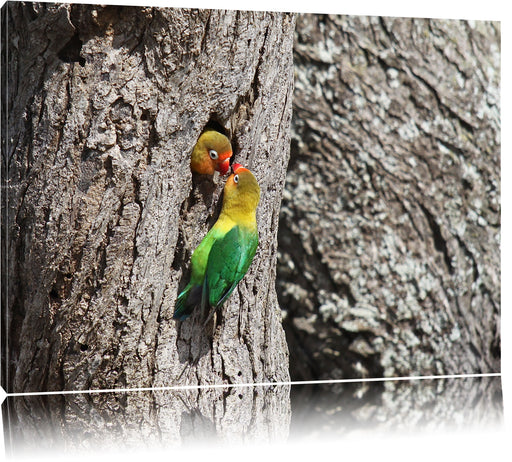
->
209, 149, 218, 160
233, 174, 239, 184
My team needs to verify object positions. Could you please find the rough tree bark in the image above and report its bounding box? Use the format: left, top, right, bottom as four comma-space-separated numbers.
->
279, 14, 500, 381
2, 1, 294, 440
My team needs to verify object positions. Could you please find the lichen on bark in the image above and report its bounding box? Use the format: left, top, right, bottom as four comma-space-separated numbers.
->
278, 14, 500, 381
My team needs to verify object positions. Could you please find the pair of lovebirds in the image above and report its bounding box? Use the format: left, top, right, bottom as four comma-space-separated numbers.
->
173, 130, 260, 323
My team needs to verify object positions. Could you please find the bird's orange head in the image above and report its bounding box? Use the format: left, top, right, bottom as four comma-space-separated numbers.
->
190, 130, 232, 175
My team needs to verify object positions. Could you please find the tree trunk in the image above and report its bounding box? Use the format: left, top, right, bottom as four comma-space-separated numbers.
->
279, 14, 500, 381
2, 1, 294, 406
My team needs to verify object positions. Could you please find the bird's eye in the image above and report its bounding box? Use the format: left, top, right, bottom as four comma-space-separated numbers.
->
233, 174, 239, 184
209, 149, 218, 160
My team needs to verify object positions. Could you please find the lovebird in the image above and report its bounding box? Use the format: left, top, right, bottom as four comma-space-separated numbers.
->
174, 163, 260, 321
190, 130, 232, 175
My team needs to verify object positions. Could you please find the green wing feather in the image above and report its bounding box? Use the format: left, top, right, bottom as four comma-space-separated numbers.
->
173, 226, 227, 320
174, 224, 257, 320
205, 225, 258, 308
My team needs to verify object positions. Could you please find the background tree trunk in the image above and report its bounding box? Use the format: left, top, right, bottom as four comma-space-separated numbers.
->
278, 14, 500, 381
1, 2, 294, 440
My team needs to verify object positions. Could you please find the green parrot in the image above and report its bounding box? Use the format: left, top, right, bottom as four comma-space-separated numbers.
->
174, 163, 260, 321
190, 130, 232, 175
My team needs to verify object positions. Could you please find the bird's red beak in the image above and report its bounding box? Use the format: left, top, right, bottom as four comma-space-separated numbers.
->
218, 158, 230, 175
232, 163, 242, 174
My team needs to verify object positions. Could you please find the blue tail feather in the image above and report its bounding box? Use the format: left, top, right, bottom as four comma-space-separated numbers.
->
173, 283, 203, 320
